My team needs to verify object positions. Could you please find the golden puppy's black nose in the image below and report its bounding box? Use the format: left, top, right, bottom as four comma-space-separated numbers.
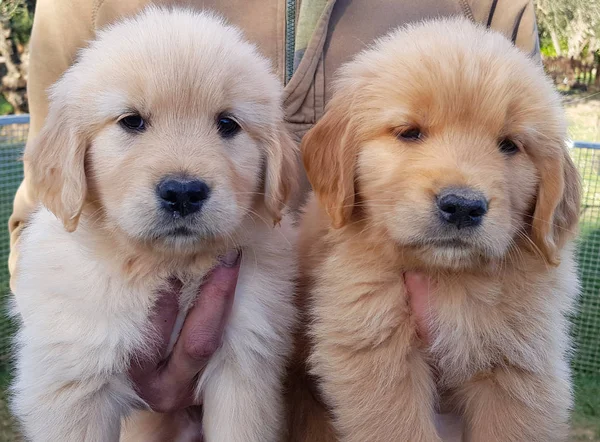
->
157, 178, 210, 217
437, 188, 488, 229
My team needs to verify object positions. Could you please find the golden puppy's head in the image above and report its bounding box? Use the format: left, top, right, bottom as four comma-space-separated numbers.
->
303, 18, 580, 269
26, 7, 296, 252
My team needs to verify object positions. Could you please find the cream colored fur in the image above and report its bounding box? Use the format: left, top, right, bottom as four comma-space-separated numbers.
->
296, 18, 581, 442
11, 7, 298, 442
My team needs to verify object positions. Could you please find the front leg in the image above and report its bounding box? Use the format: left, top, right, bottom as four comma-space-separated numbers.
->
200, 343, 286, 442
457, 362, 572, 442
310, 278, 441, 442
12, 339, 137, 442
199, 274, 294, 442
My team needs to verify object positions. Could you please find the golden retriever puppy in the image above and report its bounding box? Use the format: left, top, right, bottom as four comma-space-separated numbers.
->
10, 7, 298, 442
298, 17, 580, 442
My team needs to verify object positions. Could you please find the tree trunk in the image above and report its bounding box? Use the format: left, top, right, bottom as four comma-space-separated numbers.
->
550, 29, 563, 56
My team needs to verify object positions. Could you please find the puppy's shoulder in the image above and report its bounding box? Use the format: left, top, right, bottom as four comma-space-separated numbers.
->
298, 193, 331, 262
238, 209, 299, 302
16, 207, 87, 276
550, 242, 580, 312
244, 209, 298, 259
12, 207, 118, 316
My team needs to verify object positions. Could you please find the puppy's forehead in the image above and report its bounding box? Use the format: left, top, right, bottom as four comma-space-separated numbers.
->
393, 55, 529, 132
72, 8, 280, 122
345, 18, 561, 138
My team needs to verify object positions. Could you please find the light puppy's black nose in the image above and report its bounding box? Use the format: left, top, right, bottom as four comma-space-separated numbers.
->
437, 188, 488, 229
157, 178, 210, 217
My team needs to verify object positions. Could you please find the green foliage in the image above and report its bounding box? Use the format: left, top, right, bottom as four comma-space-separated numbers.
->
573, 374, 600, 439
9, 5, 33, 45
0, 95, 14, 115
539, 30, 559, 57
538, 19, 568, 57
535, 0, 600, 58
0, 0, 34, 45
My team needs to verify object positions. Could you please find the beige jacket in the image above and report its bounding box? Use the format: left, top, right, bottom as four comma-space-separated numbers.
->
8, 0, 539, 278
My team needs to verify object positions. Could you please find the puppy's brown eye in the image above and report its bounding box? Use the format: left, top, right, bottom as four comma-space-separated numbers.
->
499, 138, 519, 155
119, 114, 145, 132
217, 115, 241, 138
397, 127, 422, 141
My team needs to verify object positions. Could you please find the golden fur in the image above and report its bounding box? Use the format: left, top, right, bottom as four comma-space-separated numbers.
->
11, 7, 299, 442
289, 17, 581, 442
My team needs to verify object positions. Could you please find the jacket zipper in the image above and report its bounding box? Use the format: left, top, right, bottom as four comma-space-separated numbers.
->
458, 0, 474, 21
285, 0, 296, 84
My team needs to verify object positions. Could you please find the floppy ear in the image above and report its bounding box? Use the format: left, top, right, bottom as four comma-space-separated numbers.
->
263, 127, 299, 224
301, 102, 360, 229
24, 99, 88, 232
531, 147, 581, 265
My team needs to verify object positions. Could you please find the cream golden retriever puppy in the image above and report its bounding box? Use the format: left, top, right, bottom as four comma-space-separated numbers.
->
10, 7, 298, 442
297, 17, 581, 442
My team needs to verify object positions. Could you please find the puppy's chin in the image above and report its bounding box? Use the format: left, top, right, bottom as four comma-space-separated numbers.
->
396, 236, 509, 271
137, 224, 233, 254
148, 229, 209, 253
405, 244, 487, 271
385, 219, 513, 272
109, 209, 244, 255
104, 220, 218, 256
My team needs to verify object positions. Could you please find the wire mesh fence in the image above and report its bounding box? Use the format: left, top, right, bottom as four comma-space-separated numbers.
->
0, 117, 599, 377
0, 115, 27, 376
571, 142, 600, 374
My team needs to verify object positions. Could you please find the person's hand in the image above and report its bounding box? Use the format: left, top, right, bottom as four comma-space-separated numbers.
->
129, 250, 241, 413
405, 271, 464, 441
404, 271, 434, 345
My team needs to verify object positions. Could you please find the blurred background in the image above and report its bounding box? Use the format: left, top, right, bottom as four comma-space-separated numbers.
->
0, 0, 598, 440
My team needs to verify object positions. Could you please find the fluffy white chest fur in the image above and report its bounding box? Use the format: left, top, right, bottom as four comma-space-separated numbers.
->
11, 208, 297, 442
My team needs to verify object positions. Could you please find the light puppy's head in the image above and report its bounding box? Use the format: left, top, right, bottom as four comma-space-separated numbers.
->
26, 7, 296, 253
302, 18, 580, 270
